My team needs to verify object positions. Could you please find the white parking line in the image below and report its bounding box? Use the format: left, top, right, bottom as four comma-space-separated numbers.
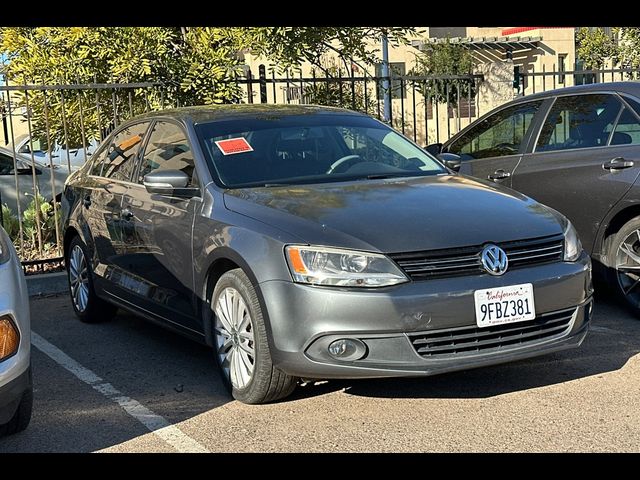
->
31, 331, 209, 453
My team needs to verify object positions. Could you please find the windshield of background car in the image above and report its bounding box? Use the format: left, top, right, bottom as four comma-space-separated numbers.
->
195, 114, 446, 188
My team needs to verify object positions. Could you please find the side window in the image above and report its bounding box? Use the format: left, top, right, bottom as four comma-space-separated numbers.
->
611, 107, 640, 145
138, 121, 196, 185
536, 94, 622, 152
89, 143, 110, 176
103, 122, 150, 181
448, 101, 542, 160
0, 152, 13, 175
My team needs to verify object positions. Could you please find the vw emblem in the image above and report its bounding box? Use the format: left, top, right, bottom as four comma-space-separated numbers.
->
481, 244, 508, 276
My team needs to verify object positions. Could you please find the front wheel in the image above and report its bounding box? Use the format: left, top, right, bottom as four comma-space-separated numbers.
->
607, 217, 640, 317
211, 269, 297, 404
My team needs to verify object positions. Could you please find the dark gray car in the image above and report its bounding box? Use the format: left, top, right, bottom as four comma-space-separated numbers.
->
429, 82, 640, 316
61, 105, 592, 404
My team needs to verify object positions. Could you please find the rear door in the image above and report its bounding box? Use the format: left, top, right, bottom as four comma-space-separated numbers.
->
444, 100, 544, 187
119, 120, 201, 333
512, 93, 640, 253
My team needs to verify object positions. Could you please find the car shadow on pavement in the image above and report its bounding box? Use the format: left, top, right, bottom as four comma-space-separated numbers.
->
0, 295, 230, 453
293, 293, 640, 401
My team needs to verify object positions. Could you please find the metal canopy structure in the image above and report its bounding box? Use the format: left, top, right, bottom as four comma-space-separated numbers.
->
411, 36, 543, 63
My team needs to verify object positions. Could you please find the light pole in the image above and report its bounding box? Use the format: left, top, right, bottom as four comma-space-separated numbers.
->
381, 33, 391, 124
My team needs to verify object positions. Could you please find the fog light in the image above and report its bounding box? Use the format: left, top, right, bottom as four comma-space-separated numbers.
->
0, 316, 19, 361
327, 338, 366, 361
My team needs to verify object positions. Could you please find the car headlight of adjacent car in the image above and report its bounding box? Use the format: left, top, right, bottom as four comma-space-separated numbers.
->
563, 221, 582, 262
0, 232, 11, 265
285, 245, 409, 287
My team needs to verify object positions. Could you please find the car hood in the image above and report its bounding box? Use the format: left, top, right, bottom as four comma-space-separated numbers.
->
222, 175, 566, 253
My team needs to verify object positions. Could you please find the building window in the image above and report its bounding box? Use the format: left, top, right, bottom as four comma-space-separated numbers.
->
558, 54, 567, 84
375, 62, 406, 100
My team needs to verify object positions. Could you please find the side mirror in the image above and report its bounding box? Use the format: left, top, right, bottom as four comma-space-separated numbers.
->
143, 169, 198, 197
425, 143, 443, 156
438, 152, 462, 172
11, 167, 35, 176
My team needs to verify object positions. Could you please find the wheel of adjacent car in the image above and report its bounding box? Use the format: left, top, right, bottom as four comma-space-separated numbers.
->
67, 236, 117, 323
607, 217, 640, 317
0, 385, 32, 436
211, 268, 297, 404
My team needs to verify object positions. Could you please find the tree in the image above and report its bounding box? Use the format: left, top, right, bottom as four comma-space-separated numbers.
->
0, 27, 246, 148
409, 39, 477, 109
576, 27, 618, 69
0, 27, 417, 148
244, 27, 416, 76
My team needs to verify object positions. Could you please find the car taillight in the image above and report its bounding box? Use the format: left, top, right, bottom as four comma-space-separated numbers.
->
0, 316, 20, 361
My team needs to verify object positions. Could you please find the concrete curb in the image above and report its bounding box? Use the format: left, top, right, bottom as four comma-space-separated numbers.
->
26, 271, 67, 297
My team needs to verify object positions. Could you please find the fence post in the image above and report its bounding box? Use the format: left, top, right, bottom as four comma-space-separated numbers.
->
246, 68, 254, 104
259, 65, 267, 104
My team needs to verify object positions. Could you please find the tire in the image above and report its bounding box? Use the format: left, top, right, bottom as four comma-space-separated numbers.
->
606, 216, 640, 317
0, 386, 32, 436
67, 236, 117, 323
211, 269, 297, 404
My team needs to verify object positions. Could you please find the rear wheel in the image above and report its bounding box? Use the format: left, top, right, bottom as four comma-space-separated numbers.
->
0, 386, 32, 436
67, 236, 117, 323
607, 217, 640, 317
212, 269, 297, 404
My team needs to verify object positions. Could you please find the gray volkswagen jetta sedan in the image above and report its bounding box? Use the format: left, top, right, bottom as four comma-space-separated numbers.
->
61, 105, 592, 404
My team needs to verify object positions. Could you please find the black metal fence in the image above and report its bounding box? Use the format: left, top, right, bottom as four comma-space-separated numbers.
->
3, 64, 640, 268
0, 79, 166, 272
237, 66, 485, 147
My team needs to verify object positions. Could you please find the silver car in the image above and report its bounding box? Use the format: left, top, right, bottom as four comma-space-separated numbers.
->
0, 145, 68, 216
0, 225, 32, 435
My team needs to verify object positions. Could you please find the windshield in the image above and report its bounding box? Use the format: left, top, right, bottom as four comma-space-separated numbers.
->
195, 114, 446, 188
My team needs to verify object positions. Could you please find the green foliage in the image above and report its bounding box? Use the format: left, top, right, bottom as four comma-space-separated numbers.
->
0, 27, 417, 148
245, 27, 416, 74
576, 27, 618, 69
0, 27, 246, 148
409, 39, 477, 105
1, 203, 20, 239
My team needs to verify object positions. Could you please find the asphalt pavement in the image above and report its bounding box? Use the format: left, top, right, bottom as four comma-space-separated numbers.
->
1, 292, 639, 452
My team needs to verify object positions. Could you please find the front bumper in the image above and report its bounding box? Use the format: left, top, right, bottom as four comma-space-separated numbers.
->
0, 241, 31, 423
259, 253, 592, 379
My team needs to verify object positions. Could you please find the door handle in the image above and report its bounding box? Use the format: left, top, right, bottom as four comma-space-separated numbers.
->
82, 195, 91, 208
121, 208, 134, 220
488, 169, 511, 181
603, 157, 635, 171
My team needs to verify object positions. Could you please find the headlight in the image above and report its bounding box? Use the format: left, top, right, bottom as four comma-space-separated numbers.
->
285, 245, 409, 287
0, 232, 11, 265
563, 221, 582, 262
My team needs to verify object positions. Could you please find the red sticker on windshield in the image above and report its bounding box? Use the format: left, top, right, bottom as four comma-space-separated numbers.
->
215, 137, 254, 155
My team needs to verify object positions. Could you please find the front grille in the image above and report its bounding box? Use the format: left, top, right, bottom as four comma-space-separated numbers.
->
408, 307, 575, 358
390, 234, 564, 280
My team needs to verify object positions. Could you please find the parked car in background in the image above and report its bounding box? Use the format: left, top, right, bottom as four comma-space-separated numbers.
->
0, 146, 68, 216
62, 105, 592, 404
12, 134, 98, 172
429, 82, 640, 316
0, 225, 32, 436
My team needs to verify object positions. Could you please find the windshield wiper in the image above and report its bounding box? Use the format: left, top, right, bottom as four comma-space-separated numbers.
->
363, 173, 417, 180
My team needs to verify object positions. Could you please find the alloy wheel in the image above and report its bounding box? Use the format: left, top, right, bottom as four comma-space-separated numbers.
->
615, 229, 640, 306
69, 245, 90, 312
213, 287, 256, 389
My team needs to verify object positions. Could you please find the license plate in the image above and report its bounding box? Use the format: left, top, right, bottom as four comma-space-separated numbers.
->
474, 283, 536, 328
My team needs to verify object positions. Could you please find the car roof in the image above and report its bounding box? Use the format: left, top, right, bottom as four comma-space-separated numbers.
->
505, 81, 640, 107
126, 104, 366, 125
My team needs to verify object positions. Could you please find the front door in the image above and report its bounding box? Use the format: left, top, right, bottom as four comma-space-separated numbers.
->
86, 121, 151, 296
120, 121, 201, 333
513, 93, 640, 253
445, 100, 544, 187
